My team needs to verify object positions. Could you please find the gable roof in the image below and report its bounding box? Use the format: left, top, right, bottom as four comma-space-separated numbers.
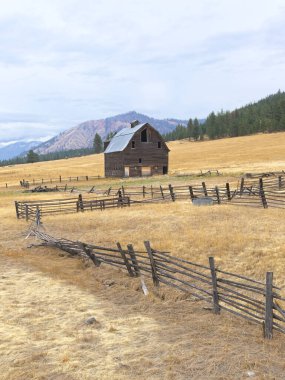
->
104, 123, 147, 153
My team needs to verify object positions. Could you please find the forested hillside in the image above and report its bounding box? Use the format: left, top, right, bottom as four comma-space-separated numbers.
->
164, 91, 285, 141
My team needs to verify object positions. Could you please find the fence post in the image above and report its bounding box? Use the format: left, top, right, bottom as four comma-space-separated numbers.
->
78, 194, 84, 211
259, 178, 268, 209
202, 182, 208, 196
117, 242, 134, 277
169, 184, 175, 201
118, 189, 123, 207
151, 185, 154, 198
226, 182, 231, 200
25, 204, 29, 221
127, 244, 140, 276
59, 175, 62, 183
144, 241, 159, 287
107, 187, 111, 195
15, 201, 19, 219
264, 272, 273, 339
143, 186, 146, 198
189, 186, 194, 201
122, 186, 125, 197
36, 206, 41, 227
215, 186, 221, 204
81, 244, 101, 267
209, 257, 220, 314
160, 185, 165, 199
86, 176, 89, 181
240, 177, 244, 195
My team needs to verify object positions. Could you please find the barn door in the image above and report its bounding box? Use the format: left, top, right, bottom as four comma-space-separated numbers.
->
124, 166, 130, 177
141, 166, 151, 176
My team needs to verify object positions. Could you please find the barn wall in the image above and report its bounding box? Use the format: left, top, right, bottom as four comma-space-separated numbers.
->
123, 126, 168, 168
104, 152, 124, 177
104, 125, 169, 178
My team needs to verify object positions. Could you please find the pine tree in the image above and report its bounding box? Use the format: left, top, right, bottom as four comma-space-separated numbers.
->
26, 150, 39, 163
93, 133, 103, 153
192, 118, 200, 141
187, 118, 194, 141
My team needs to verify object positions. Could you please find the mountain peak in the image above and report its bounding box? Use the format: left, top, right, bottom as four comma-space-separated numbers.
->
35, 112, 187, 155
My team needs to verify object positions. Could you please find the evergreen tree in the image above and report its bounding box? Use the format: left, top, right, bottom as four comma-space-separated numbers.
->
106, 131, 117, 140
26, 149, 39, 163
187, 118, 194, 141
93, 133, 103, 153
192, 118, 200, 141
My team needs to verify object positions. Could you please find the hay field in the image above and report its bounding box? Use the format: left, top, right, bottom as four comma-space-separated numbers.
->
0, 132, 285, 379
1, 131, 285, 188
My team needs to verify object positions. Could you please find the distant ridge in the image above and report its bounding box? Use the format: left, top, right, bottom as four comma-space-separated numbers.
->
35, 111, 187, 154
0, 141, 41, 160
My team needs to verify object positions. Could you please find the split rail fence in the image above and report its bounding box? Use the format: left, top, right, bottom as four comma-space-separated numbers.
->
20, 175, 102, 188
15, 195, 130, 220
29, 227, 285, 339
15, 174, 285, 220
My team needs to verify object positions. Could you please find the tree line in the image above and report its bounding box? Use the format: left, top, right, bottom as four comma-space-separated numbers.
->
163, 90, 285, 142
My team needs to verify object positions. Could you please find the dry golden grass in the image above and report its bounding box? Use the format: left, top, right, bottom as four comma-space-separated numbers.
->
0, 131, 285, 379
1, 131, 285, 188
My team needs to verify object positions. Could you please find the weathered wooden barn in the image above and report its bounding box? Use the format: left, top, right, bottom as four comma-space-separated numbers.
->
104, 120, 169, 177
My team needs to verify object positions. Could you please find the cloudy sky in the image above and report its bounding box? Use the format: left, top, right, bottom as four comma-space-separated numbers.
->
0, 0, 285, 144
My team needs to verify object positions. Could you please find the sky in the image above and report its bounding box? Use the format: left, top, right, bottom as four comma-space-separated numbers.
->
0, 0, 285, 145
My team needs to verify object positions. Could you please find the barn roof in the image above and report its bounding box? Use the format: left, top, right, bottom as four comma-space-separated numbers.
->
104, 123, 147, 153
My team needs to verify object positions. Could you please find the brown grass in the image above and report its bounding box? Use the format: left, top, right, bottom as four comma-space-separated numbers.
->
0, 132, 285, 379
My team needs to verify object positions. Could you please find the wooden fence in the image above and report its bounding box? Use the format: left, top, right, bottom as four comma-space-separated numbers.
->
20, 175, 102, 188
15, 195, 130, 220
15, 175, 285, 219
28, 227, 285, 339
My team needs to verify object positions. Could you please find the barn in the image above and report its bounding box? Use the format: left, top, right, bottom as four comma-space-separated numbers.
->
104, 120, 170, 177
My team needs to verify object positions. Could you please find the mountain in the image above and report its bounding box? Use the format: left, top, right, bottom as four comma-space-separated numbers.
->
35, 111, 187, 154
0, 141, 41, 160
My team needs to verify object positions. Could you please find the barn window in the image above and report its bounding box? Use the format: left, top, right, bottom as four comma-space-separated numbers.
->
141, 128, 148, 142
138, 158, 142, 163
158, 141, 161, 148
131, 140, 135, 149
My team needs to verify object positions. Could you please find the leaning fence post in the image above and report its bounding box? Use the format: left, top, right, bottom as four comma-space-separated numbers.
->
209, 257, 220, 314
189, 186, 194, 201
81, 244, 101, 267
127, 244, 140, 276
144, 241, 159, 287
264, 272, 273, 339
202, 182, 208, 196
259, 178, 268, 209
215, 186, 221, 204
169, 184, 175, 201
117, 242, 134, 277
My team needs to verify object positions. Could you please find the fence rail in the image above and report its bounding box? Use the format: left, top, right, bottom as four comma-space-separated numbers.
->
15, 174, 285, 219
28, 227, 285, 339
19, 175, 102, 188
15, 195, 130, 220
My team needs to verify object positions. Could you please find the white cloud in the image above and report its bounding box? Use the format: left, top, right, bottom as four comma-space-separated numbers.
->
0, 0, 285, 142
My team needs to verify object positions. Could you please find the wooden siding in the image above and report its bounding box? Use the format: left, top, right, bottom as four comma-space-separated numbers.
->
104, 125, 169, 178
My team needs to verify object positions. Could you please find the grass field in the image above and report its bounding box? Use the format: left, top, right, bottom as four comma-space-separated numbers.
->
1, 132, 285, 379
